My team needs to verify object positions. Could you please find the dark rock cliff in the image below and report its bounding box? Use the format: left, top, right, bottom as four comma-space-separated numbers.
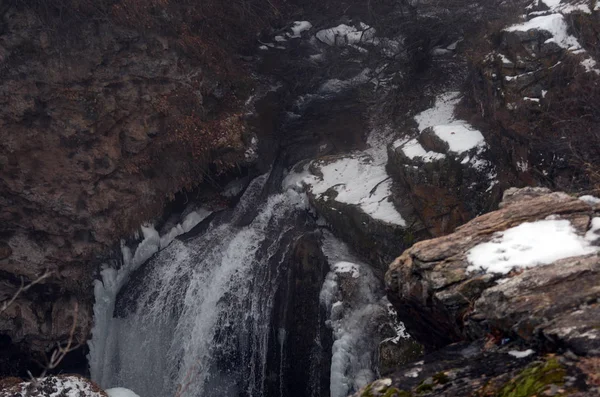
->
0, 0, 278, 374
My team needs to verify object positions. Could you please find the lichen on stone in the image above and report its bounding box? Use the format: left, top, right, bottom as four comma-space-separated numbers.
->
358, 380, 412, 397
432, 371, 450, 385
496, 357, 566, 397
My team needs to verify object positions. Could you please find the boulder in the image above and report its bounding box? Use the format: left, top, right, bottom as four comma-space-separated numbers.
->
385, 187, 599, 350
0, 375, 107, 397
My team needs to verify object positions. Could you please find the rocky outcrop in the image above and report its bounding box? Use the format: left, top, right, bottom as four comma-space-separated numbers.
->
385, 187, 599, 349
0, 2, 263, 373
351, 344, 595, 397
467, 0, 600, 192
0, 375, 108, 397
370, 187, 600, 395
387, 125, 502, 237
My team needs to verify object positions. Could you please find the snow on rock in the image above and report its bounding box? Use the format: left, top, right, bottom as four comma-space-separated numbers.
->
585, 217, 600, 243
432, 124, 486, 154
467, 219, 599, 274
319, 68, 371, 94
506, 14, 580, 49
539, 0, 591, 14
581, 58, 600, 74
316, 23, 376, 47
395, 90, 491, 186
508, 349, 535, 358
395, 138, 446, 162
579, 195, 600, 205
416, 92, 487, 154
285, 153, 406, 226
333, 261, 361, 278
506, 13, 600, 74
0, 376, 106, 397
414, 92, 461, 131
105, 388, 141, 397
289, 21, 312, 37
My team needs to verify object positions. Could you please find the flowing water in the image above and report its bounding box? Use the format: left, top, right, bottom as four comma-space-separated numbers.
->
88, 170, 398, 397
89, 173, 309, 396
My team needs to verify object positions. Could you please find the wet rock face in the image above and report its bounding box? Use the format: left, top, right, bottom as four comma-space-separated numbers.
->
267, 232, 332, 397
0, 5, 252, 368
309, 192, 411, 272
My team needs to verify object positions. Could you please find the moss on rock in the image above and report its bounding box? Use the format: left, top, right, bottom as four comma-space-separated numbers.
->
497, 358, 566, 397
359, 381, 412, 397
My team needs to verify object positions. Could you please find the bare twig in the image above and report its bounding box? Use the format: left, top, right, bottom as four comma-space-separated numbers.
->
0, 270, 53, 313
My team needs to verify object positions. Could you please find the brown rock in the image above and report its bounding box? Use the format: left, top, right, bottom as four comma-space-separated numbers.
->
385, 187, 599, 351
0, 5, 254, 365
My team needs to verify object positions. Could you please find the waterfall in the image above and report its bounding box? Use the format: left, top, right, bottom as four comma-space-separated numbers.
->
88, 169, 404, 397
89, 174, 311, 396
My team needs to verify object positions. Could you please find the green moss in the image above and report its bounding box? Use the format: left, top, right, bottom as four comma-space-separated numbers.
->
497, 358, 566, 397
361, 384, 374, 397
403, 230, 415, 246
415, 382, 434, 394
383, 387, 412, 397
432, 372, 450, 385
361, 383, 412, 397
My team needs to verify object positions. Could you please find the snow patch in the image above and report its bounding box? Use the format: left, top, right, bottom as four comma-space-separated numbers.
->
414, 92, 461, 131
508, 349, 535, 358
398, 138, 446, 162
289, 154, 405, 226
541, 0, 591, 13
319, 68, 371, 94
106, 388, 141, 397
585, 217, 600, 243
506, 13, 599, 73
432, 124, 486, 154
580, 195, 600, 205
467, 219, 598, 274
289, 21, 313, 37
333, 261, 361, 278
404, 366, 422, 378
506, 14, 580, 49
316, 23, 376, 47
414, 92, 486, 154
396, 92, 495, 190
